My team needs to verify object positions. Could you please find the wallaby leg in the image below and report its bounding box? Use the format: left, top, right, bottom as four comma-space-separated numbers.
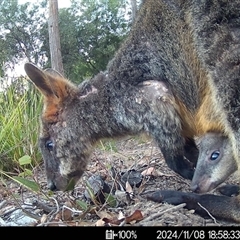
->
146, 190, 240, 223
161, 149, 195, 180
184, 138, 198, 167
171, 137, 198, 180
155, 129, 196, 180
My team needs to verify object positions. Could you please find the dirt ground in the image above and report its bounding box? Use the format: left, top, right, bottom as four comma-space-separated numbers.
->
0, 134, 239, 226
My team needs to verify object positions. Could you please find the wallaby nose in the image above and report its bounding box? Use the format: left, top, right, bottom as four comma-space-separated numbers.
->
48, 181, 57, 191
190, 183, 200, 193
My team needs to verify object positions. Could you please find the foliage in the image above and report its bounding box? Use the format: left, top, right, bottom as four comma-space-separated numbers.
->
0, 0, 134, 83
44, 0, 131, 83
0, 0, 48, 69
0, 78, 42, 171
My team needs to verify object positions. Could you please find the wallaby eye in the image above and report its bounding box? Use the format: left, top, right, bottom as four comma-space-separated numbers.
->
210, 151, 220, 160
46, 140, 54, 151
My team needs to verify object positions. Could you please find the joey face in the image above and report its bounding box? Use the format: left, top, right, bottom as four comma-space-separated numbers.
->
191, 133, 238, 193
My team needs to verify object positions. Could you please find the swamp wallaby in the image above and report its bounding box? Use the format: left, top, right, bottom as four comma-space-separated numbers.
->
25, 64, 198, 190
24, 0, 240, 222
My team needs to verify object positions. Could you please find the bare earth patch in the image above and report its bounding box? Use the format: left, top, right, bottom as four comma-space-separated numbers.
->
0, 135, 239, 226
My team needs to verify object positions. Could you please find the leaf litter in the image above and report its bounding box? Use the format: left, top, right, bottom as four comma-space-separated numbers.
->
0, 135, 239, 226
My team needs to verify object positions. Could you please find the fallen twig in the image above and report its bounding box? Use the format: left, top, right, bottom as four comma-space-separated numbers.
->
197, 202, 219, 225
141, 203, 186, 223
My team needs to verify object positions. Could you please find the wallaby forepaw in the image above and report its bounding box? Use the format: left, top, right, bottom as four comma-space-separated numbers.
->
217, 184, 240, 196
146, 190, 187, 205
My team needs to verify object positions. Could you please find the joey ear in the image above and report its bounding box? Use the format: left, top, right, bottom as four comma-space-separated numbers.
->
24, 62, 56, 97
78, 82, 98, 99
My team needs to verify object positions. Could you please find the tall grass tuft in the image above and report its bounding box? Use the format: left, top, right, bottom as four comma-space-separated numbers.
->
0, 78, 42, 172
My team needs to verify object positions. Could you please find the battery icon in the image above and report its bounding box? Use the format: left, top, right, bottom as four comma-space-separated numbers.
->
105, 230, 115, 240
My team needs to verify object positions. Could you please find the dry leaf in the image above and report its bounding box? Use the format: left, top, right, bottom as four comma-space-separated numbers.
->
141, 167, 157, 176
95, 219, 106, 226
125, 210, 144, 223
118, 211, 125, 220
102, 218, 123, 226
62, 208, 72, 221
54, 212, 61, 221
96, 210, 125, 226
64, 201, 72, 208
96, 209, 116, 220
102, 211, 125, 225
126, 181, 133, 195
40, 214, 48, 224
102, 210, 143, 225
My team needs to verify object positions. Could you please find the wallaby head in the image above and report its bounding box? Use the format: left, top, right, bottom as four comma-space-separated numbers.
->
191, 133, 238, 193
24, 63, 99, 191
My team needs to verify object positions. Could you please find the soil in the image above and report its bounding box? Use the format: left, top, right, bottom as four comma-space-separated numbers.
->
0, 134, 239, 226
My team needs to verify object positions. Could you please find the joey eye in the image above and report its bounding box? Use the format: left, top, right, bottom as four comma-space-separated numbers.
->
210, 151, 220, 160
46, 140, 54, 151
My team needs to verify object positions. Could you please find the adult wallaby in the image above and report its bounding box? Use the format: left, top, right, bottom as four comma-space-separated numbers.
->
24, 0, 240, 222
24, 64, 198, 190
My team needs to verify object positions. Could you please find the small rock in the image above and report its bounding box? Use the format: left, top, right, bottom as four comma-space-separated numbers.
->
4, 209, 38, 226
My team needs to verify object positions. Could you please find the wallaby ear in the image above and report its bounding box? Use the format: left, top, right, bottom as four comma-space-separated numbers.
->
24, 62, 77, 99
24, 62, 56, 98
24, 62, 78, 123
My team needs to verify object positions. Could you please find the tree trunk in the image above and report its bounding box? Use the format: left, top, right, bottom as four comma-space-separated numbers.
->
48, 0, 64, 75
130, 0, 137, 23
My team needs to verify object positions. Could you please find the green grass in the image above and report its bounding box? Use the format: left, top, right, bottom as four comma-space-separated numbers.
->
0, 80, 42, 172
99, 139, 118, 152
